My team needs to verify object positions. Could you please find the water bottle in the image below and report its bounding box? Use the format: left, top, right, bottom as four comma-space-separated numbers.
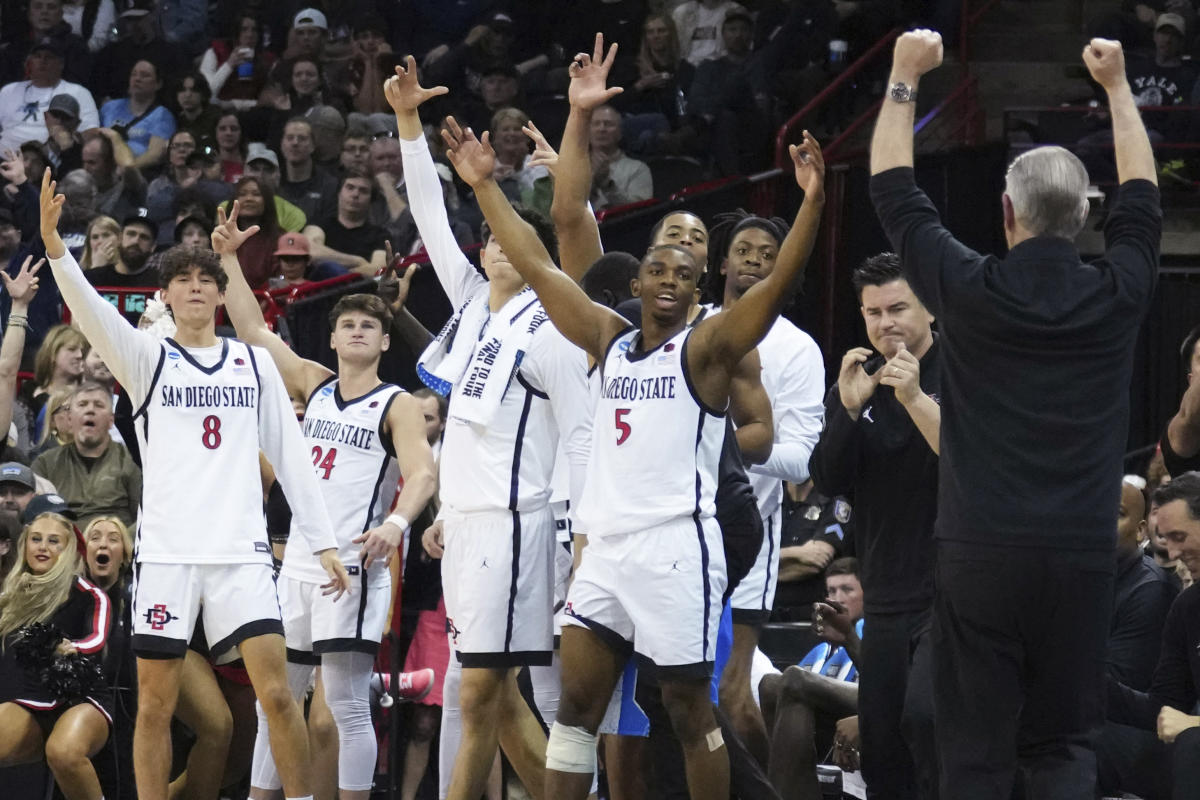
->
236, 48, 254, 81
674, 87, 688, 117
828, 39, 848, 71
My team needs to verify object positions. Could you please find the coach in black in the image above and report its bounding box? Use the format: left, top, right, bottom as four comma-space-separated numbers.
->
869, 31, 1160, 799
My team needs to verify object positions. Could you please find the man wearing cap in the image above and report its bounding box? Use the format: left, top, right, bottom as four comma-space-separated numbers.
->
33, 381, 140, 527
269, 231, 347, 287
235, 144, 308, 235
84, 214, 159, 324
269, 8, 330, 89
1124, 12, 1199, 141
350, 15, 398, 114
0, 0, 91, 86
0, 36, 99, 153
45, 93, 86, 172
0, 462, 38, 517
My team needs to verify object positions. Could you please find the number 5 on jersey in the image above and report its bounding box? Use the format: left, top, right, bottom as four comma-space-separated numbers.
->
615, 408, 632, 445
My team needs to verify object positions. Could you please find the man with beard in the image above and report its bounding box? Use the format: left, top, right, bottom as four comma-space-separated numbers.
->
83, 214, 159, 325
32, 381, 140, 527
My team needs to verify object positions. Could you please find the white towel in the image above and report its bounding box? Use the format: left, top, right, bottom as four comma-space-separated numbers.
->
417, 287, 546, 426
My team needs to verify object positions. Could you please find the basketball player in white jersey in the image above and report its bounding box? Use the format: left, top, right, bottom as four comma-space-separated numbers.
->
706, 212, 826, 766
384, 61, 593, 800
208, 206, 438, 800
441, 117, 824, 800
38, 170, 351, 800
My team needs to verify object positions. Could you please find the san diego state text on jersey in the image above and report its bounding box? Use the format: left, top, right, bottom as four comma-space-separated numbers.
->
159, 385, 257, 408
302, 416, 378, 450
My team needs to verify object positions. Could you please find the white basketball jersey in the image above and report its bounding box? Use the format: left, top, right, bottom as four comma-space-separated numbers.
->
283, 378, 402, 586
134, 339, 271, 564
574, 327, 725, 539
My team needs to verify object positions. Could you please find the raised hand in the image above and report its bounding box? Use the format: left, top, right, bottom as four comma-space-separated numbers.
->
892, 28, 943, 79
0, 149, 27, 187
878, 342, 922, 405
384, 55, 450, 115
211, 201, 261, 255
837, 346, 880, 417
39, 168, 65, 246
441, 116, 495, 188
523, 120, 559, 176
812, 599, 854, 645
0, 256, 43, 308
568, 32, 625, 111
790, 130, 825, 201
1083, 38, 1127, 92
377, 241, 421, 312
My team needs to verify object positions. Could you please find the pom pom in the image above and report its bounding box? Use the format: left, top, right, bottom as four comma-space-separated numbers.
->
138, 291, 177, 340
44, 652, 106, 701
12, 622, 64, 672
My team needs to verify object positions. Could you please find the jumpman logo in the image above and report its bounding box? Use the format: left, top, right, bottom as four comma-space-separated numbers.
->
862, 405, 874, 423
670, 560, 680, 572
481, 557, 489, 569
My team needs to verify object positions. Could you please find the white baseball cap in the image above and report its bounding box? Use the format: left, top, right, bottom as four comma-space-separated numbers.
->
293, 8, 328, 31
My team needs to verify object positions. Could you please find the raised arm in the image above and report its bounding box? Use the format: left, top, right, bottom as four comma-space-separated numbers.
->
212, 202, 333, 400
384, 57, 484, 307
38, 169, 158, 398
377, 251, 435, 354
869, 29, 943, 176
0, 257, 41, 447
729, 348, 773, 465
696, 133, 825, 366
1083, 39, 1157, 186
551, 33, 623, 283
442, 119, 627, 363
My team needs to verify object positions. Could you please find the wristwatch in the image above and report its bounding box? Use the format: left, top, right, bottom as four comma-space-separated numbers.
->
888, 82, 918, 103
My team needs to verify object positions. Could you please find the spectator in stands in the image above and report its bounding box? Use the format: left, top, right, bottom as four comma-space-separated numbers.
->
1089, 0, 1161, 55
51, 168, 98, 254
0, 36, 99, 154
1099, 473, 1200, 798
305, 105, 346, 171
1128, 13, 1197, 140
771, 480, 850, 622
266, 231, 347, 288
145, 131, 232, 225
200, 13, 274, 109
274, 8, 329, 72
215, 112, 247, 183
349, 14, 397, 114
1161, 323, 1200, 477
458, 64, 524, 139
99, 59, 176, 171
81, 129, 145, 222
277, 116, 338, 222
90, 0, 186, 103
367, 133, 407, 227
588, 104, 653, 209
172, 71, 221, 151
78, 214, 119, 269
19, 323, 84, 430
305, 169, 389, 274
674, 0, 743, 67
0, 463, 37, 516
44, 93, 87, 174
340, 130, 371, 174
423, 11, 523, 101
82, 215, 159, 325
688, 7, 771, 175
0, 511, 112, 800
758, 557, 864, 798
60, 0, 116, 55
227, 175, 284, 289
0, 0, 92, 86
0, 257, 39, 455
239, 143, 308, 232
32, 381, 139, 527
173, 215, 211, 250
623, 13, 700, 157
0, 514, 19, 581
809, 252, 941, 799
29, 385, 73, 458
492, 107, 551, 214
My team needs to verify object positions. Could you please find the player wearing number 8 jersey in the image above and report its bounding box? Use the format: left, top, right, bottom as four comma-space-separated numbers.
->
38, 169, 351, 800
208, 204, 438, 800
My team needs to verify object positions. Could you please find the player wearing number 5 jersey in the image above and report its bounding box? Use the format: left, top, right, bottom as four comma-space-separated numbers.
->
440, 111, 825, 800
38, 169, 351, 800
208, 203, 438, 800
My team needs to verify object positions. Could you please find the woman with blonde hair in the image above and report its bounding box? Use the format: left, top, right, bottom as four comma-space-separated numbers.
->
490, 106, 551, 216
625, 13, 699, 156
19, 325, 87, 442
31, 386, 76, 459
79, 216, 122, 271
0, 512, 113, 800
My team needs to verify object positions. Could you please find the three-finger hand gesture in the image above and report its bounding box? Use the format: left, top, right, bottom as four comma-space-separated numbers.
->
568, 32, 625, 111
211, 202, 260, 255
523, 120, 559, 177
384, 55, 450, 115
441, 117, 495, 188
0, 255, 43, 308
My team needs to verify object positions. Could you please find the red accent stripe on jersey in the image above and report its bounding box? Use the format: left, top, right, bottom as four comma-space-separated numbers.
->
71, 575, 111, 654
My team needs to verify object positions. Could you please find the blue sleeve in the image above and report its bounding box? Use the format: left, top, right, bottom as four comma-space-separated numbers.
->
146, 107, 177, 141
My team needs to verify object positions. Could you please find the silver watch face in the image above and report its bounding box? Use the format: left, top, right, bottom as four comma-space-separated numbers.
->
890, 82, 915, 102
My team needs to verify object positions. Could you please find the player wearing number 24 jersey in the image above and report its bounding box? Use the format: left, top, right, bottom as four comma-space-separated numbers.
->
210, 201, 438, 800
38, 168, 351, 800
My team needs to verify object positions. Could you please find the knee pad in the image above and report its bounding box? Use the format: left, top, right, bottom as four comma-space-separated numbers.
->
545, 722, 598, 774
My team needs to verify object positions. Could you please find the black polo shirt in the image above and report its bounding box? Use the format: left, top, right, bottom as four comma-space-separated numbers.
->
870, 168, 1161, 551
